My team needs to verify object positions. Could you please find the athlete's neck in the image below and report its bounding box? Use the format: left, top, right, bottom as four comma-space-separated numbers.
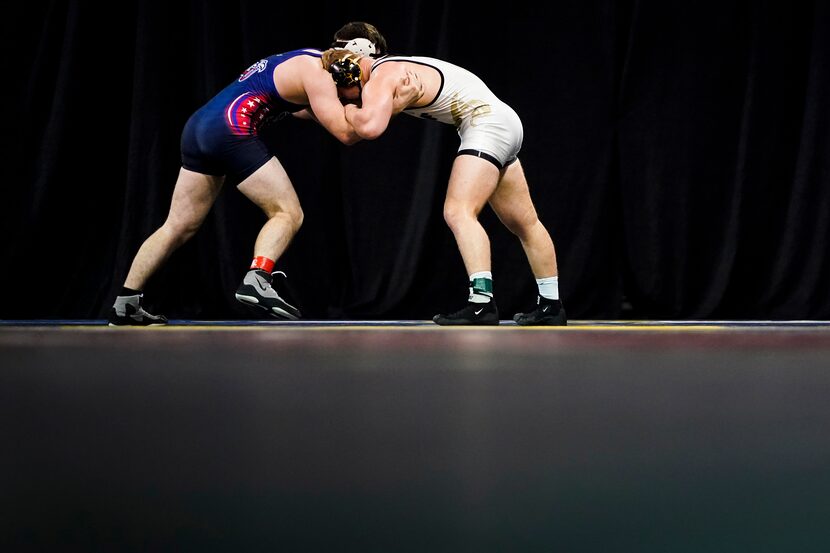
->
359, 57, 373, 86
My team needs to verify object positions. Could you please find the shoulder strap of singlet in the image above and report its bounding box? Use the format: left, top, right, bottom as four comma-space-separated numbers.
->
371, 54, 410, 71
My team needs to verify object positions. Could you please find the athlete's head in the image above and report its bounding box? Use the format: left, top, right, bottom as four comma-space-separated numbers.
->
322, 49, 364, 102
332, 21, 387, 58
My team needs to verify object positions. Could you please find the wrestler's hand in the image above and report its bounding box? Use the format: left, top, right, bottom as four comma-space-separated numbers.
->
344, 103, 358, 124
392, 70, 423, 114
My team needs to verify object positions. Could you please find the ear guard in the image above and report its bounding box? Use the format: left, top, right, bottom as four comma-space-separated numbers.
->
329, 55, 362, 88
332, 37, 377, 57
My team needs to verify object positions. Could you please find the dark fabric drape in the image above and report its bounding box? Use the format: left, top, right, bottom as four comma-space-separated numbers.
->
2, 0, 828, 320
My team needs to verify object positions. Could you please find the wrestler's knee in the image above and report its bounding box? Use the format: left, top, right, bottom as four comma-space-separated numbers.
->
289, 206, 305, 232
271, 204, 304, 234
162, 213, 203, 244
443, 200, 477, 231
501, 212, 534, 237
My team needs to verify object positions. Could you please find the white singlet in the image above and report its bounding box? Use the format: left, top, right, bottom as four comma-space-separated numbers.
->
372, 55, 523, 167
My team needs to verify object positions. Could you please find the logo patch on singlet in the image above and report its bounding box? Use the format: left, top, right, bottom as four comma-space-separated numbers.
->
226, 93, 270, 135
238, 59, 268, 82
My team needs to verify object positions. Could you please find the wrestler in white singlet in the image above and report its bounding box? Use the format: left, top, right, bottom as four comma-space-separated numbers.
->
372, 55, 523, 168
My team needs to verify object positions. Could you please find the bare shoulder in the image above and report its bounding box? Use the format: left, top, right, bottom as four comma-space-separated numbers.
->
278, 53, 323, 77
372, 59, 408, 79
375, 58, 438, 82
274, 53, 328, 103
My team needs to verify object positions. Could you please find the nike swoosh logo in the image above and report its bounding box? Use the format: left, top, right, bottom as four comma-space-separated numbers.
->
255, 278, 269, 294
474, 308, 484, 315
542, 305, 550, 312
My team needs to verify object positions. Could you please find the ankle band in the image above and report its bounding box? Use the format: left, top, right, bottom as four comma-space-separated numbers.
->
470, 277, 493, 295
250, 256, 275, 273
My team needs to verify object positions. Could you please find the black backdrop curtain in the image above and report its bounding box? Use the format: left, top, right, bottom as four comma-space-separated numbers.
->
1, 0, 828, 320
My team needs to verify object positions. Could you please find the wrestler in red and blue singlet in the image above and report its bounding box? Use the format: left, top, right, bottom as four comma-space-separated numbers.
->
180, 48, 321, 181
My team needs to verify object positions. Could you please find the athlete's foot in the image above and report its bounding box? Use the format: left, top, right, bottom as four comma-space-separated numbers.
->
513, 296, 567, 326
108, 294, 168, 326
433, 299, 499, 326
235, 269, 301, 320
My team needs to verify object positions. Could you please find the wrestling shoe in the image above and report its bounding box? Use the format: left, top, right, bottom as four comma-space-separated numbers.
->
235, 269, 301, 320
513, 296, 567, 326
433, 299, 499, 326
108, 294, 168, 326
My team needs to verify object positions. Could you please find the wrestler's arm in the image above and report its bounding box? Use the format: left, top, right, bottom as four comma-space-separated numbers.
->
303, 69, 361, 145
344, 71, 399, 140
392, 70, 422, 114
292, 108, 318, 122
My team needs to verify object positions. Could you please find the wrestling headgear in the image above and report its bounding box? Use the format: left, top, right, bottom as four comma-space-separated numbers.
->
329, 55, 362, 88
332, 37, 377, 57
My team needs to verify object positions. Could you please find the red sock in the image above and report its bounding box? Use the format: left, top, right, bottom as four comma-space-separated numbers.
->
250, 256, 275, 273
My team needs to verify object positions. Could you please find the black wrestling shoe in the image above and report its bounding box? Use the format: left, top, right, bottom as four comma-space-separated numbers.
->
433, 300, 499, 326
513, 296, 567, 326
108, 294, 168, 326
235, 269, 301, 320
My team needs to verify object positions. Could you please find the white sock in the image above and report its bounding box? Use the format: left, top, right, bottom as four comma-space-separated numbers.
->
537, 276, 559, 300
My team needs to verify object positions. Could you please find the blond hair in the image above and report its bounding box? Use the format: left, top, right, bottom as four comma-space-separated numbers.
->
321, 48, 361, 70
